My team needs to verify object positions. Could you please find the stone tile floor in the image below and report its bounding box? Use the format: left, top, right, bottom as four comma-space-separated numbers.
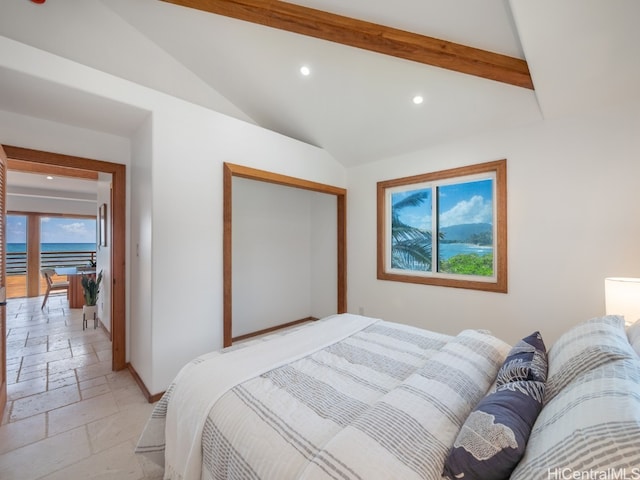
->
0, 295, 163, 480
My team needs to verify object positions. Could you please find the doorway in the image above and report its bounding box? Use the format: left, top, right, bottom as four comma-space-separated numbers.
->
223, 162, 347, 347
2, 145, 126, 371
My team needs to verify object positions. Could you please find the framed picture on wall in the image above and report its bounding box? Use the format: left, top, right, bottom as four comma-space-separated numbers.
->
99, 203, 107, 247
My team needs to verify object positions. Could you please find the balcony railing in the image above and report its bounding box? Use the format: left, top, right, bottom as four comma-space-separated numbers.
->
6, 250, 97, 299
7, 250, 96, 276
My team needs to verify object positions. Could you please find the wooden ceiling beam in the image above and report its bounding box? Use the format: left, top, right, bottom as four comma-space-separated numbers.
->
7, 158, 99, 181
161, 0, 534, 89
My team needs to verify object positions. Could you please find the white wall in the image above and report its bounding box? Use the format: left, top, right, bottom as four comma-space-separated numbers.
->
0, 109, 131, 168
232, 180, 338, 337
129, 115, 153, 390
310, 192, 338, 319
96, 173, 112, 333
0, 37, 347, 395
148, 103, 346, 393
10, 33, 638, 396
233, 178, 312, 336
6, 193, 96, 217
347, 104, 640, 346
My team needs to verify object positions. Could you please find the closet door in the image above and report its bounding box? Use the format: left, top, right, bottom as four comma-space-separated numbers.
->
0, 145, 7, 418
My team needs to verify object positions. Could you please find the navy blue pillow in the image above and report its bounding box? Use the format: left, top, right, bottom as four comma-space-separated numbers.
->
496, 331, 547, 385
443, 380, 545, 480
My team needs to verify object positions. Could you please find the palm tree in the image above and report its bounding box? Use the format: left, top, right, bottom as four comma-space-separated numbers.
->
391, 190, 434, 271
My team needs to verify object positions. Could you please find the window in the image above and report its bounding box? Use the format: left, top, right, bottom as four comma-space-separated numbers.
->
6, 215, 27, 294
377, 160, 507, 292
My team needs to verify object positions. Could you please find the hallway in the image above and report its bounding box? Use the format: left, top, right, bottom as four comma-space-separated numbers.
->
0, 295, 161, 479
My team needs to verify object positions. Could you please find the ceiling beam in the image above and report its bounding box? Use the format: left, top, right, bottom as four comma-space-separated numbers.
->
161, 0, 534, 89
7, 158, 99, 181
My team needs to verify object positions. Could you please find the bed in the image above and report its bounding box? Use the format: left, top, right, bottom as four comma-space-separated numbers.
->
136, 313, 640, 480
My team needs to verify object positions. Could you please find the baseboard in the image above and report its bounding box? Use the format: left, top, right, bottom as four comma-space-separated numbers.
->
0, 384, 6, 420
127, 363, 164, 404
97, 318, 112, 340
232, 316, 317, 343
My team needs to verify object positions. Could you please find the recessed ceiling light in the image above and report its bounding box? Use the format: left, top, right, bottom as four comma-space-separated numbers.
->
300, 65, 311, 77
413, 95, 424, 105
46, 175, 54, 180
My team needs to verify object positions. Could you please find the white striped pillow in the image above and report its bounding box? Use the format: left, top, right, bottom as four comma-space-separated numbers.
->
627, 319, 640, 357
511, 356, 640, 480
545, 315, 634, 402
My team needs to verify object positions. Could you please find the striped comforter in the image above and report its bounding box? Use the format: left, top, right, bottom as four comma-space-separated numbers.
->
136, 314, 511, 480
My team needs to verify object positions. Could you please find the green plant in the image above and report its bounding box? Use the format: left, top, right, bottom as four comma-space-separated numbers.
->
439, 253, 493, 276
81, 270, 103, 306
391, 190, 433, 271
390, 190, 444, 271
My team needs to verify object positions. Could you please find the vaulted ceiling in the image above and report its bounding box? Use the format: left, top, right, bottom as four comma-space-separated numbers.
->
1, 0, 639, 167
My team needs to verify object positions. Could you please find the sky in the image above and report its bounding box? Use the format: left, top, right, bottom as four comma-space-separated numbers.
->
6, 215, 97, 244
392, 178, 493, 230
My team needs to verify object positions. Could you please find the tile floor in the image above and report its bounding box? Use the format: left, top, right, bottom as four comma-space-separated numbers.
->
0, 294, 163, 480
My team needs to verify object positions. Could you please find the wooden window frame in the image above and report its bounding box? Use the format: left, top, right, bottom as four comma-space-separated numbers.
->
377, 159, 507, 293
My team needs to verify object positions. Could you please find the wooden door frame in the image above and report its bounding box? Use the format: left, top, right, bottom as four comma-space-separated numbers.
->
223, 162, 347, 347
0, 145, 7, 417
3, 145, 127, 371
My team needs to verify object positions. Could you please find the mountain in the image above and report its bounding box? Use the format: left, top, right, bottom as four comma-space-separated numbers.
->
440, 223, 492, 244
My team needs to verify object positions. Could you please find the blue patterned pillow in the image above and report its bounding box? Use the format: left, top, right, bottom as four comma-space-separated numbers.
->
497, 331, 547, 385
443, 380, 545, 480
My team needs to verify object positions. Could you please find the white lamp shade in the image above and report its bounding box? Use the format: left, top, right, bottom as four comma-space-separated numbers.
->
605, 277, 640, 325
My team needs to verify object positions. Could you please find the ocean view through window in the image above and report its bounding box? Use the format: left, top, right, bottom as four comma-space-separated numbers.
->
7, 215, 97, 255
377, 160, 507, 293
6, 215, 97, 297
437, 179, 494, 276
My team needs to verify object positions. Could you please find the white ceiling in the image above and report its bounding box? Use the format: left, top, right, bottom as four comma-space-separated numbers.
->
511, 0, 640, 119
7, 170, 98, 202
0, 66, 151, 138
0, 0, 639, 170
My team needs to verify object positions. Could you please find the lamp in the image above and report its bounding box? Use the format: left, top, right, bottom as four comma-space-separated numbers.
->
605, 277, 640, 325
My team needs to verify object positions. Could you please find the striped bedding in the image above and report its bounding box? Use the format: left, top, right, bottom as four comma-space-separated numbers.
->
511, 316, 640, 479
136, 314, 511, 480
137, 314, 640, 479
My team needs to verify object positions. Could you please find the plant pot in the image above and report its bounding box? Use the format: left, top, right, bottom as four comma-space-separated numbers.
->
83, 304, 97, 330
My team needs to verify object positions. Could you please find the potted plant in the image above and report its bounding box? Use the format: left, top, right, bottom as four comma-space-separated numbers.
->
81, 270, 102, 330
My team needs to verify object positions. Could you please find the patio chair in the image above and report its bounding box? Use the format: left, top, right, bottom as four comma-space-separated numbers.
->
41, 268, 69, 309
